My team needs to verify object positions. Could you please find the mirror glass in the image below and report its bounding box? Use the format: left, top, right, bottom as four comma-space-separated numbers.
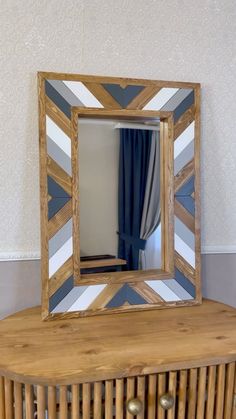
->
78, 118, 162, 275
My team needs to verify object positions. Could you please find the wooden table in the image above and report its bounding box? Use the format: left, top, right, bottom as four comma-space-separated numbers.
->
0, 299, 235, 418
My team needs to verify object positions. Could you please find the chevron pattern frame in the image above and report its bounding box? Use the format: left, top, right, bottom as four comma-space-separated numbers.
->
38, 72, 201, 320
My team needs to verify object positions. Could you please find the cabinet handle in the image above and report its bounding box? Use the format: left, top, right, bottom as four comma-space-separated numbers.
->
127, 398, 143, 415
159, 393, 175, 410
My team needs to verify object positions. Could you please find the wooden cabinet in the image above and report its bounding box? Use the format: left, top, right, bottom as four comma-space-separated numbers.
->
0, 300, 235, 418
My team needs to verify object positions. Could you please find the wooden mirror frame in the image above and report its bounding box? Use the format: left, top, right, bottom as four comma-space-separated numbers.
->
38, 72, 201, 320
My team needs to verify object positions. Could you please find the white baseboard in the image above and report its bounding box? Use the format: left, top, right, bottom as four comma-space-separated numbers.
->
0, 251, 40, 262
0, 246, 236, 261
201, 245, 236, 254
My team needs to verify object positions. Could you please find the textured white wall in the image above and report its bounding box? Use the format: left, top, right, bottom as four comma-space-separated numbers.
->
1, 0, 236, 257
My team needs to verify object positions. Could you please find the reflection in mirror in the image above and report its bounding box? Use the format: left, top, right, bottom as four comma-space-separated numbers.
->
78, 118, 162, 275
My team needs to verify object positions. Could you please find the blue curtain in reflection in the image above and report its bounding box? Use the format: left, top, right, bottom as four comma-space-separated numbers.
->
118, 129, 152, 270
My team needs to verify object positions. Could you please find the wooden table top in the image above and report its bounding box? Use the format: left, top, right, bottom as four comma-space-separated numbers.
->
0, 299, 235, 385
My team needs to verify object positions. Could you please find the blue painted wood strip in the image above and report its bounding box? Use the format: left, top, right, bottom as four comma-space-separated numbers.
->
45, 80, 72, 119
173, 90, 194, 122
163, 279, 193, 300
49, 218, 72, 258
161, 88, 192, 112
48, 197, 70, 220
49, 275, 74, 312
174, 140, 194, 176
51, 286, 89, 313
106, 284, 147, 308
102, 84, 144, 108
48, 176, 70, 198
175, 269, 195, 297
176, 195, 195, 216
175, 216, 195, 251
48, 80, 84, 108
175, 176, 194, 197
47, 136, 72, 176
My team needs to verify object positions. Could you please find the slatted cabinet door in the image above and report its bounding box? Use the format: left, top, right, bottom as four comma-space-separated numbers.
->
0, 363, 235, 419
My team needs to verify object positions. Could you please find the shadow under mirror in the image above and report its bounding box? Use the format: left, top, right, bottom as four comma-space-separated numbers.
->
78, 117, 162, 276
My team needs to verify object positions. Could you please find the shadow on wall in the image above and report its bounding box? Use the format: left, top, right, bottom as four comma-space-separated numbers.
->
202, 254, 236, 308
0, 260, 41, 320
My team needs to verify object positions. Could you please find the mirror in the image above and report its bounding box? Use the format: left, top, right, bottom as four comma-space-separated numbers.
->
79, 118, 162, 276
38, 71, 201, 320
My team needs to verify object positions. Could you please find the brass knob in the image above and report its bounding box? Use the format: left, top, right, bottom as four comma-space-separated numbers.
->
159, 393, 174, 410
126, 398, 143, 415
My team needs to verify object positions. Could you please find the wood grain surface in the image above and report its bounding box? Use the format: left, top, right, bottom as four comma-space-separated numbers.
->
0, 300, 235, 386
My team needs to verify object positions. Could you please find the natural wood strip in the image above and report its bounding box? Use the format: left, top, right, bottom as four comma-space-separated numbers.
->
174, 199, 195, 233
115, 379, 124, 419
47, 156, 72, 196
187, 368, 198, 419
148, 374, 157, 419
157, 373, 166, 419
46, 95, 71, 137
25, 384, 34, 419
71, 384, 80, 419
232, 369, 236, 419
0, 377, 5, 419
71, 109, 80, 282
59, 385, 68, 419
168, 371, 177, 419
215, 364, 226, 419
36, 386, 46, 419
4, 378, 13, 419
206, 365, 217, 419
48, 386, 57, 419
38, 73, 49, 319
160, 119, 165, 271
50, 299, 198, 320
126, 85, 162, 109
40, 72, 200, 89
81, 258, 126, 269
79, 268, 172, 285
74, 108, 171, 119
126, 378, 135, 419
94, 382, 102, 419
49, 256, 73, 297
137, 376, 145, 419
14, 382, 23, 419
88, 283, 123, 310
224, 362, 235, 419
174, 159, 194, 194
178, 370, 187, 419
193, 85, 202, 303
175, 251, 195, 285
174, 104, 195, 140
83, 82, 122, 109
162, 116, 175, 274
48, 199, 72, 239
130, 282, 164, 303
82, 383, 91, 419
105, 380, 113, 419
196, 367, 207, 419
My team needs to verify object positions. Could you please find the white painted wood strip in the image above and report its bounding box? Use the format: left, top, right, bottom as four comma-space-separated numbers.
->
68, 284, 107, 311
145, 280, 181, 302
49, 237, 73, 278
46, 115, 71, 158
174, 121, 195, 159
175, 233, 195, 268
143, 88, 179, 111
63, 81, 104, 108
